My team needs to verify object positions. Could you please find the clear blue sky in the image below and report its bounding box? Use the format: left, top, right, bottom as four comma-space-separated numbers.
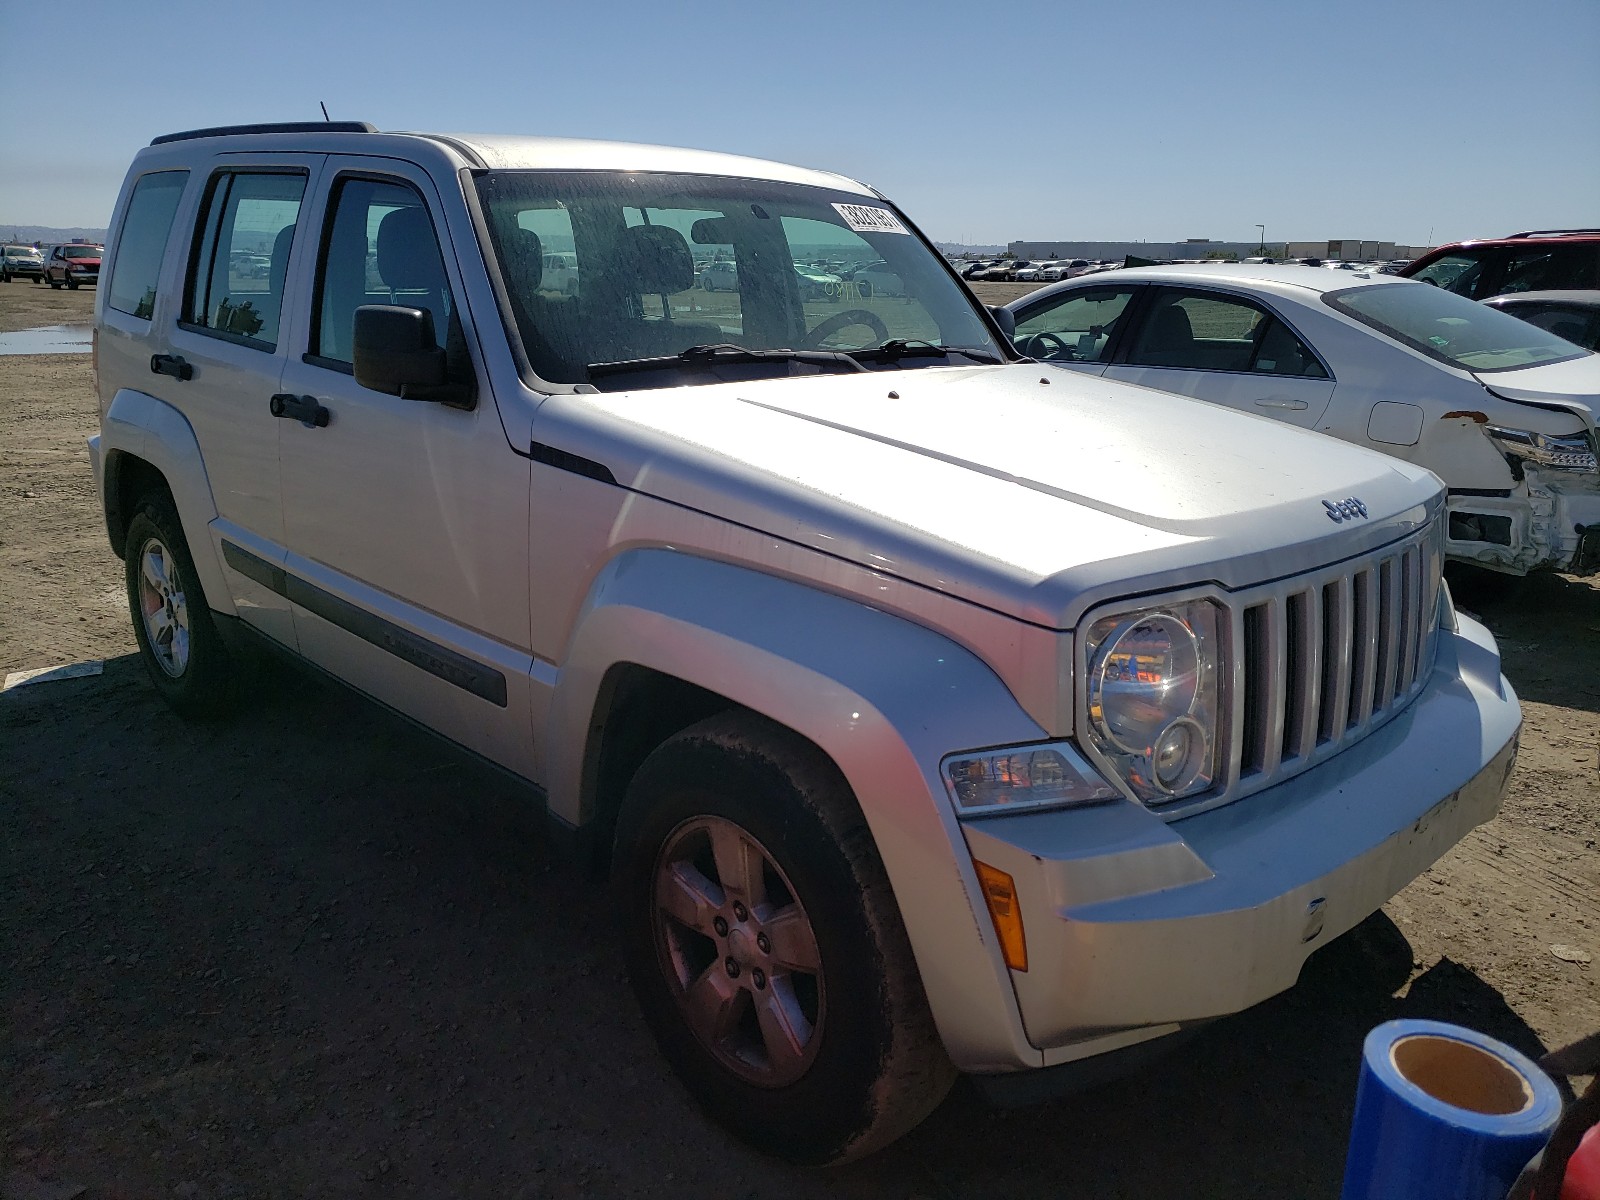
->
3, 0, 1596, 246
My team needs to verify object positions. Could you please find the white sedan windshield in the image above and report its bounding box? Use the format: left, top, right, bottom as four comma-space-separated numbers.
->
474, 171, 1002, 389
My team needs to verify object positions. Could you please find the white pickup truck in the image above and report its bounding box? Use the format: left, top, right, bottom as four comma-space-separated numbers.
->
90, 121, 1520, 1164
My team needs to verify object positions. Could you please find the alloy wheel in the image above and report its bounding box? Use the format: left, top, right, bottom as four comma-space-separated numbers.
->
136, 535, 191, 678
651, 815, 825, 1087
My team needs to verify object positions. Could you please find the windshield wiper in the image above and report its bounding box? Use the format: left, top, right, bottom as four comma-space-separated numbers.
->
588, 342, 868, 380
848, 339, 1003, 365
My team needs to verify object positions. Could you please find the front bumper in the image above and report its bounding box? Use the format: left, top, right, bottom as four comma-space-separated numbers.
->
1447, 473, 1600, 575
958, 613, 1519, 1070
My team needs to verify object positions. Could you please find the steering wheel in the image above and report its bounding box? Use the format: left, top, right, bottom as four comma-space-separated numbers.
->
802, 308, 890, 349
1020, 331, 1075, 361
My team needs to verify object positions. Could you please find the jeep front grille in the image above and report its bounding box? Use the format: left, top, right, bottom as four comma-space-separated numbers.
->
1226, 520, 1443, 801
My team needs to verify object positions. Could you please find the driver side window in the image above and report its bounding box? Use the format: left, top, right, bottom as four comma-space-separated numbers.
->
1013, 288, 1134, 362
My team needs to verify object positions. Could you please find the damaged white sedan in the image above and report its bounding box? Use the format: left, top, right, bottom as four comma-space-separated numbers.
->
1006, 265, 1600, 576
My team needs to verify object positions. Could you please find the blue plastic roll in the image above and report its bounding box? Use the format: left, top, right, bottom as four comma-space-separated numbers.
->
1341, 1018, 1562, 1200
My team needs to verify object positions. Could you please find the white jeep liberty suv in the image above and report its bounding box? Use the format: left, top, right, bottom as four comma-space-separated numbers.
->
90, 121, 1521, 1164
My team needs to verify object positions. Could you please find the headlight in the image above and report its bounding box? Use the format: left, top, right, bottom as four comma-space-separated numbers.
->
1485, 426, 1597, 473
942, 742, 1118, 815
1084, 599, 1224, 804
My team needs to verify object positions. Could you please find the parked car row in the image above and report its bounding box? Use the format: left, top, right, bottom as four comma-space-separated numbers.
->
958, 258, 1117, 282
1, 240, 103, 287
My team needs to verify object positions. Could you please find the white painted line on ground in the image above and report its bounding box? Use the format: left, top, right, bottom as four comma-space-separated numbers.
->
3, 661, 105, 690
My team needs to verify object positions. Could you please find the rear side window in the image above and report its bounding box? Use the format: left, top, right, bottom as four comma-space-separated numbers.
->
183, 171, 307, 350
108, 171, 188, 320
1125, 289, 1326, 377
1499, 244, 1600, 294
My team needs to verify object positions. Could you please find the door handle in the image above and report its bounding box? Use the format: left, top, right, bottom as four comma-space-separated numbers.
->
150, 353, 193, 381
270, 393, 330, 428
1254, 396, 1309, 410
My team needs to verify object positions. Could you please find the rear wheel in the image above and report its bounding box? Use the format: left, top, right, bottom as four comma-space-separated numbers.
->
614, 713, 954, 1164
65, 271, 79, 290
124, 493, 240, 718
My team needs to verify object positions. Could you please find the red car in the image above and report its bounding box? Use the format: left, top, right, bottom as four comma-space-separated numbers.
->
1398, 228, 1600, 300
43, 242, 104, 290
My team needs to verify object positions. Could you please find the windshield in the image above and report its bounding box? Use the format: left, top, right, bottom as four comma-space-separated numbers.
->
474, 171, 1003, 389
1325, 281, 1587, 373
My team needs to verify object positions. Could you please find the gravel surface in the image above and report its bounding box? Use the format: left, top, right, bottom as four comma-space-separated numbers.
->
2, 284, 1596, 1198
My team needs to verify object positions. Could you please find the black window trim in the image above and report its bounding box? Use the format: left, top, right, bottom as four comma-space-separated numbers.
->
1109, 281, 1335, 381
177, 165, 310, 354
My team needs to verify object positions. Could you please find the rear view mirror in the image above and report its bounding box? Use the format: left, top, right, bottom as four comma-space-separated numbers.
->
353, 304, 468, 405
690, 217, 735, 245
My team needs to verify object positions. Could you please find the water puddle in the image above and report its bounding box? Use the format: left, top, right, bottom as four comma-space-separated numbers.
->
0, 324, 93, 354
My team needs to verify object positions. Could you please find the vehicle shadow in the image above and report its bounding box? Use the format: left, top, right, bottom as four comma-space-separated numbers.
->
841, 914, 1548, 1200
1, 656, 1553, 1200
1452, 569, 1600, 714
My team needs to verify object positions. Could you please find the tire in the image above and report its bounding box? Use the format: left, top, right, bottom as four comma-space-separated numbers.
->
856, 279, 872, 298
47, 272, 61, 289
123, 493, 240, 719
66, 272, 79, 290
613, 713, 954, 1165
701, 275, 715, 292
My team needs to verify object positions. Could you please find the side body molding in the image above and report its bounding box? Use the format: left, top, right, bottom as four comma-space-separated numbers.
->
101, 388, 234, 617
543, 548, 1052, 1070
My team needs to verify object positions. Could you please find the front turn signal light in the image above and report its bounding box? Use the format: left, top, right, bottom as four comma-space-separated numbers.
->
974, 860, 1028, 972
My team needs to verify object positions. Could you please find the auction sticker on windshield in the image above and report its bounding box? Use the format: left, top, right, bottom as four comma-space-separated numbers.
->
834, 203, 909, 235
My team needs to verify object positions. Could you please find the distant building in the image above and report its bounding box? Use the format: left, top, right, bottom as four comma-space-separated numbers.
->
1284, 240, 1432, 261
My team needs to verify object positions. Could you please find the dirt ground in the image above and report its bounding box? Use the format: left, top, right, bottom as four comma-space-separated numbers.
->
2, 282, 1596, 1199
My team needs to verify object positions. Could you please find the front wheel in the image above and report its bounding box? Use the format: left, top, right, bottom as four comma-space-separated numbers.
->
47, 273, 61, 289
124, 494, 240, 718
614, 714, 954, 1164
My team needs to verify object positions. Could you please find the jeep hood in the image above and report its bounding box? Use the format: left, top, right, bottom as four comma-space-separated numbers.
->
543, 365, 1440, 628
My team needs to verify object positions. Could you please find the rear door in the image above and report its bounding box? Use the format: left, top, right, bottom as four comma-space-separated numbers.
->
1103, 285, 1335, 429
165, 152, 325, 649
273, 158, 535, 776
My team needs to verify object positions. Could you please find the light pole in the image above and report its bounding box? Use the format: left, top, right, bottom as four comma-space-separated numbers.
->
1255, 224, 1266, 256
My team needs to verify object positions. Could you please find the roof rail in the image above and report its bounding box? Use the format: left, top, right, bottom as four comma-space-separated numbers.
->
150, 121, 377, 146
1504, 228, 1600, 239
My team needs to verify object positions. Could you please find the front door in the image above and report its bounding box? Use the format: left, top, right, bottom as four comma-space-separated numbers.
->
273, 160, 535, 776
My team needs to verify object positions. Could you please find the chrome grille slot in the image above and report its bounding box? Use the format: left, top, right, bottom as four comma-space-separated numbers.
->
1224, 519, 1442, 808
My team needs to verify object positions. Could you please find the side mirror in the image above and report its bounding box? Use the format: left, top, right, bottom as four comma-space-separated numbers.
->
987, 304, 1016, 339
352, 304, 468, 405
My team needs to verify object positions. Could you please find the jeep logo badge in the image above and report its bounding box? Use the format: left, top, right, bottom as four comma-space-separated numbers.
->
1323, 497, 1369, 523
